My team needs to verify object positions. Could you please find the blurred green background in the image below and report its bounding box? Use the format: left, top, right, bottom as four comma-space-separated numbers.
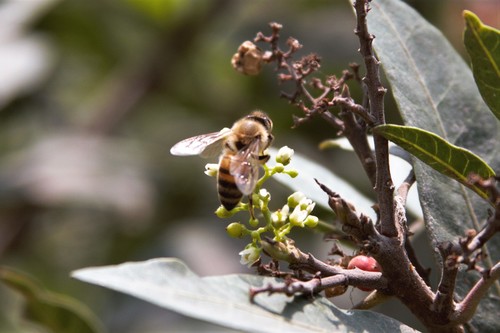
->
0, 0, 497, 332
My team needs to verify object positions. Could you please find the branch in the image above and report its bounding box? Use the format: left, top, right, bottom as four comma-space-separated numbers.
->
395, 170, 416, 204
250, 274, 346, 300
337, 91, 376, 186
315, 179, 379, 243
250, 252, 387, 300
354, 0, 396, 237
451, 261, 500, 324
393, 170, 432, 284
433, 242, 459, 319
465, 176, 500, 253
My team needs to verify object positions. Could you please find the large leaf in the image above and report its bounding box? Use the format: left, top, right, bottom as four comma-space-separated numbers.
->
0, 267, 105, 333
373, 124, 495, 200
72, 258, 418, 333
268, 147, 377, 221
367, 0, 500, 331
463, 10, 500, 120
269, 143, 423, 237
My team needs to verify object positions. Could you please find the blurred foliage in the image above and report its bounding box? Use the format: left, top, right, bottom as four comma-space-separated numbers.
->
0, 0, 492, 332
0, 267, 105, 333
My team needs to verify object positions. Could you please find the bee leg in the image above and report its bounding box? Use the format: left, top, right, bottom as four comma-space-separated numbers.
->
248, 195, 255, 220
258, 154, 270, 164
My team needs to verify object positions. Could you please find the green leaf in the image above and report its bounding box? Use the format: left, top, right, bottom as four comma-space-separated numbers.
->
373, 124, 495, 200
72, 258, 417, 333
463, 10, 500, 120
0, 267, 105, 333
367, 0, 500, 331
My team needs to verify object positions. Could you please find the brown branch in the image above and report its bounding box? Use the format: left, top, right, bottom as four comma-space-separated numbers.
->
433, 242, 459, 319
251, 249, 388, 300
315, 179, 379, 243
354, 0, 395, 237
250, 275, 347, 300
337, 85, 377, 187
396, 170, 416, 204
451, 261, 500, 324
332, 95, 375, 125
394, 170, 432, 285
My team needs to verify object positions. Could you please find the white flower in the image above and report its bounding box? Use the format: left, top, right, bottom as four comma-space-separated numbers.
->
204, 163, 219, 177
271, 204, 290, 224
299, 197, 315, 214
259, 188, 270, 201
289, 196, 316, 227
287, 191, 306, 208
239, 246, 260, 267
289, 205, 308, 226
275, 146, 294, 165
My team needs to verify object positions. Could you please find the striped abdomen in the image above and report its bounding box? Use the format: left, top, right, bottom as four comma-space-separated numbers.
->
218, 153, 242, 211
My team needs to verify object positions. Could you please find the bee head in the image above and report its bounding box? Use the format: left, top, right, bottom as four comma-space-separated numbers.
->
247, 110, 273, 132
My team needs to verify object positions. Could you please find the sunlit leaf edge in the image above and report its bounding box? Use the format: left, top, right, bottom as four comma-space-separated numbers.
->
463, 10, 500, 120
373, 124, 495, 201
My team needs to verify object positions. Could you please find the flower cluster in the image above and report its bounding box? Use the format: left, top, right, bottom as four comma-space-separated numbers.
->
279, 192, 318, 228
205, 146, 319, 267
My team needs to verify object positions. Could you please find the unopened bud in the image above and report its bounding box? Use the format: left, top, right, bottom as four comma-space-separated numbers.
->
304, 215, 319, 228
287, 192, 306, 208
215, 206, 234, 218
204, 163, 219, 177
275, 146, 294, 165
226, 222, 245, 238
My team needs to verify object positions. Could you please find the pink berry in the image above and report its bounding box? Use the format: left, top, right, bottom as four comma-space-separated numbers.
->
347, 255, 381, 291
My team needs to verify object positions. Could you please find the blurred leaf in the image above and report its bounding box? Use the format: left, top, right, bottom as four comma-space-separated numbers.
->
368, 0, 500, 331
0, 0, 57, 109
0, 36, 54, 109
268, 147, 377, 221
463, 10, 500, 120
72, 258, 417, 333
123, 0, 193, 26
373, 124, 495, 201
0, 134, 153, 221
0, 267, 105, 333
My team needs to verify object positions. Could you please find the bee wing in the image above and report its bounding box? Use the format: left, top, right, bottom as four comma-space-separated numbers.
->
229, 140, 261, 195
170, 128, 231, 158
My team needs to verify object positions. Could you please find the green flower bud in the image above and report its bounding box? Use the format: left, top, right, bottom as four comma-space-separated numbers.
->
215, 206, 233, 218
273, 163, 285, 173
249, 218, 259, 228
304, 215, 319, 228
226, 222, 245, 238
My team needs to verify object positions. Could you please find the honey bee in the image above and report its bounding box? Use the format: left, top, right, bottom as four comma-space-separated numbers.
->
170, 111, 274, 212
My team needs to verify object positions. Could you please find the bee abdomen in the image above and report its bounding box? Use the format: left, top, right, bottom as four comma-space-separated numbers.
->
218, 155, 242, 211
